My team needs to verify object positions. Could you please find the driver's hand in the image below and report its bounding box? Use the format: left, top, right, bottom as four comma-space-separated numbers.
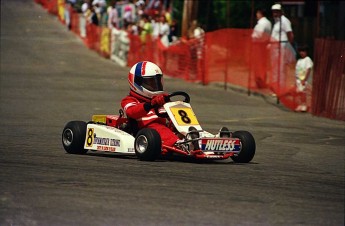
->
151, 94, 168, 107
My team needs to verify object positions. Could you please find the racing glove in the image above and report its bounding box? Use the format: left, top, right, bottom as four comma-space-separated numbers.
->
151, 94, 168, 107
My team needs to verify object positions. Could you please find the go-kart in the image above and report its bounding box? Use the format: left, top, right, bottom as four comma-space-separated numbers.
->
62, 91, 256, 162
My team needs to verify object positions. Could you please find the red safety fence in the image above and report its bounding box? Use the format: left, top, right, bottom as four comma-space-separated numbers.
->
204, 29, 252, 88
134, 29, 297, 106
312, 39, 345, 121
164, 40, 194, 81
70, 8, 80, 34
35, 0, 345, 121
128, 37, 204, 82
35, 0, 54, 13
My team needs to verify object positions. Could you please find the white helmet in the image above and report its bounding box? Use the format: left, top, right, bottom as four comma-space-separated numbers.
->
128, 61, 164, 99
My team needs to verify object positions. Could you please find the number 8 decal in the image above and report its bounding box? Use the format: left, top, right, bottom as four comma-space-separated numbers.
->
86, 128, 94, 146
178, 110, 191, 124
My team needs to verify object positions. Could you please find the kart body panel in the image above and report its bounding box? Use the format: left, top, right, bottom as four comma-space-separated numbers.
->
84, 123, 135, 154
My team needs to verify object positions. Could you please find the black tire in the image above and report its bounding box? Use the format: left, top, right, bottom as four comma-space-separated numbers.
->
134, 128, 162, 161
62, 121, 88, 154
231, 131, 256, 163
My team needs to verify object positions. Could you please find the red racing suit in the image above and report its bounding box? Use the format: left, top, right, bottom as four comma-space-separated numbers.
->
121, 91, 178, 147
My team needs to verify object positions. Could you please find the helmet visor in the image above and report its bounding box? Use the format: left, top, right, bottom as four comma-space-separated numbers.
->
137, 74, 163, 92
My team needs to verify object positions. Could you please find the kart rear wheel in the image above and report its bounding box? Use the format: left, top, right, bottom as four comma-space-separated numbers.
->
62, 121, 88, 154
231, 131, 255, 163
135, 128, 162, 161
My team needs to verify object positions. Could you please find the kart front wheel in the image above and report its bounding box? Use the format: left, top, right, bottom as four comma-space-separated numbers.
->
62, 121, 88, 154
135, 128, 162, 161
231, 131, 255, 163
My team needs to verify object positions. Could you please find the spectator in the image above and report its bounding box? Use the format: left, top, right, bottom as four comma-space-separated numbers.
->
187, 20, 205, 59
161, 8, 172, 25
123, 4, 134, 28
152, 14, 160, 40
188, 20, 204, 40
168, 19, 178, 43
135, 0, 146, 17
294, 45, 313, 112
140, 14, 153, 43
186, 20, 205, 80
107, 0, 119, 29
159, 15, 170, 47
127, 22, 139, 35
137, 13, 146, 34
269, 3, 296, 95
251, 8, 272, 88
64, 0, 76, 30
146, 0, 162, 16
90, 5, 99, 26
92, 0, 106, 26
80, 1, 90, 37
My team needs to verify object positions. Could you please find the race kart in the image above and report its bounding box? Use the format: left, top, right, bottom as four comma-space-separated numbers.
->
62, 91, 256, 162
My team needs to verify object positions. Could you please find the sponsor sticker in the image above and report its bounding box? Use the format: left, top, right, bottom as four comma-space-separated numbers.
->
128, 148, 135, 153
97, 145, 116, 152
201, 138, 240, 152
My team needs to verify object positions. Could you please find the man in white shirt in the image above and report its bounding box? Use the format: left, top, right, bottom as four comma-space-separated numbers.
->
269, 4, 296, 95
251, 8, 272, 88
252, 9, 272, 42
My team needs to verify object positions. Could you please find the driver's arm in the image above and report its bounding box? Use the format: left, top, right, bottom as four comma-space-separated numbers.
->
121, 95, 166, 119
121, 98, 152, 120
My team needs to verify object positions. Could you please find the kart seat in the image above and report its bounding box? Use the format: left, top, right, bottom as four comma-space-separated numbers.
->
118, 109, 139, 136
122, 118, 139, 137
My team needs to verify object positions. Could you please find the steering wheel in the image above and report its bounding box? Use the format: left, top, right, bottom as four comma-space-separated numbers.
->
165, 91, 190, 103
154, 91, 190, 118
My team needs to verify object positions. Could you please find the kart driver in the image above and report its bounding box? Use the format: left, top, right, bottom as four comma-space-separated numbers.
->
121, 61, 179, 147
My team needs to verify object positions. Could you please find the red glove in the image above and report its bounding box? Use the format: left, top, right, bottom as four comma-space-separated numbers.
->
151, 94, 167, 107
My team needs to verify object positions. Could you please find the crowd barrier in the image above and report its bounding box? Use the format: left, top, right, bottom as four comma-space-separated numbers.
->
35, 0, 345, 121
312, 39, 345, 120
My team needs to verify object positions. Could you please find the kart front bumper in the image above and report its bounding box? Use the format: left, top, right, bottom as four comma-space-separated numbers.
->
162, 144, 236, 160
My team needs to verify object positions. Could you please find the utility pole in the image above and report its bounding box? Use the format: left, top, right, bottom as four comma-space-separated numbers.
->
181, 0, 198, 37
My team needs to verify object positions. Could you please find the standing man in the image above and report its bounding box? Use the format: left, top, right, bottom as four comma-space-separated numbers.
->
251, 8, 272, 88
269, 3, 296, 95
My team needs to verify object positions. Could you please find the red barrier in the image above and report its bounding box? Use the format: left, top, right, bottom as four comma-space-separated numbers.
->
127, 36, 204, 82
204, 29, 251, 88
47, 0, 58, 15
312, 39, 345, 120
35, 0, 48, 8
70, 11, 79, 35
164, 42, 191, 81
35, 0, 58, 15
127, 34, 154, 66
86, 23, 101, 51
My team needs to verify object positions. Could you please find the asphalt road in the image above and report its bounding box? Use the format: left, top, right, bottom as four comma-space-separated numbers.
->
1, 1, 344, 225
